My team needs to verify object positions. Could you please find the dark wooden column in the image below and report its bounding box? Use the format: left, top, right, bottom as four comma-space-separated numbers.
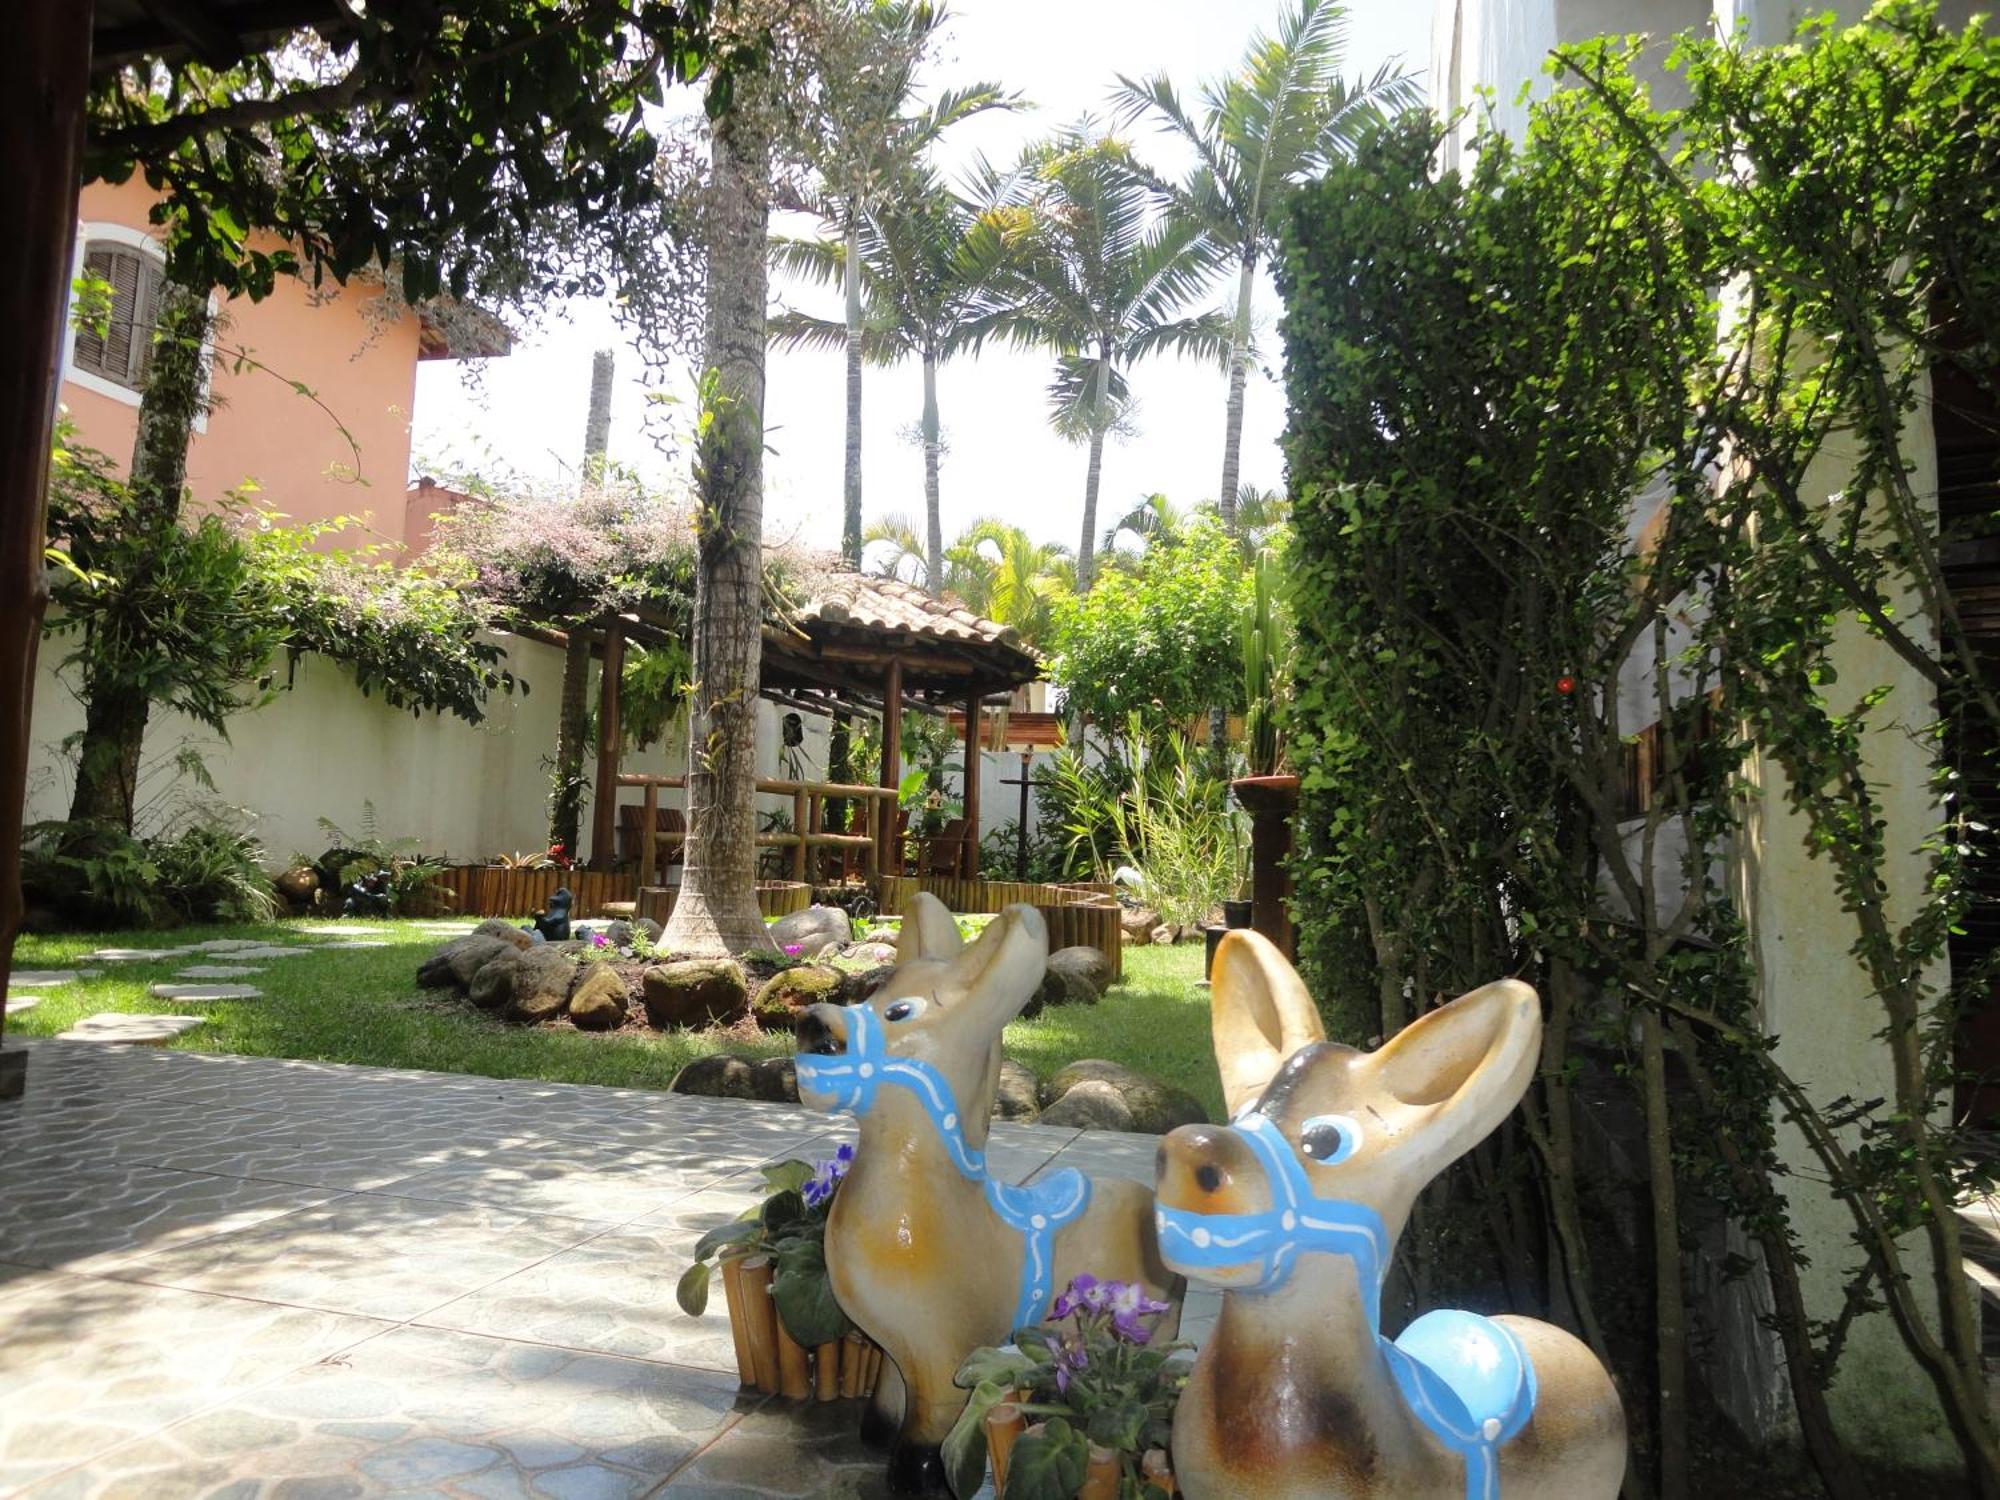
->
0, 5, 92, 1100
961, 694, 981, 878
878, 656, 902, 876
590, 616, 625, 871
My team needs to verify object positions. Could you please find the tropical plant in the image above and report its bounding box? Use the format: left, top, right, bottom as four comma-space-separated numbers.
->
1000, 127, 1229, 587
309, 805, 447, 915
1097, 492, 1187, 568
1105, 725, 1244, 930
677, 1144, 856, 1347
1113, 0, 1417, 530
943, 1272, 1186, 1500
865, 514, 1075, 648
777, 0, 1013, 570
21, 806, 277, 928
1239, 546, 1289, 776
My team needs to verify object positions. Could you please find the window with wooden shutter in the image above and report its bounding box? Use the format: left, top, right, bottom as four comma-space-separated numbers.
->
72, 242, 164, 393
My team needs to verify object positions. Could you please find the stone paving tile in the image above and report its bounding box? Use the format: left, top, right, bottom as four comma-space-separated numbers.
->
7, 996, 39, 1014
24, 1326, 755, 1500
10, 970, 82, 987
123, 1196, 615, 1321
146, 984, 265, 1003
55, 1015, 208, 1046
419, 1184, 766, 1374
75, 950, 193, 965
654, 1388, 890, 1499
0, 1161, 339, 1274
171, 965, 263, 980
0, 1272, 388, 1493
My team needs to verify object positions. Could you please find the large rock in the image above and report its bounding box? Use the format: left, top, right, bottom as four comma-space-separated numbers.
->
642, 959, 750, 1029
1039, 1059, 1208, 1135
1119, 906, 1161, 945
467, 947, 574, 1023
472, 918, 535, 947
993, 1058, 1041, 1122
751, 965, 843, 1030
769, 905, 853, 955
843, 941, 900, 968
1027, 945, 1111, 1016
418, 934, 515, 991
670, 1053, 799, 1104
568, 963, 629, 1031
841, 963, 897, 1004
1038, 1080, 1136, 1132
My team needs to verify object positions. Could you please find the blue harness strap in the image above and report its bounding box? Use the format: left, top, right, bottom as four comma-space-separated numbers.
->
1155, 1112, 1537, 1500
794, 1003, 1091, 1331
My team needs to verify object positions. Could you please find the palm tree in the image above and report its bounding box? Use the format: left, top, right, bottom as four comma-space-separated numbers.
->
781, 0, 1012, 567
864, 513, 1074, 650
774, 167, 1029, 591
1098, 491, 1187, 565
1001, 126, 1228, 589
1114, 0, 1417, 531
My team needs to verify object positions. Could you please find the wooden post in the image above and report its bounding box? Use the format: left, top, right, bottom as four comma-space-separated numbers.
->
878, 656, 903, 876
0, 4, 91, 1102
962, 694, 981, 878
640, 781, 659, 887
590, 615, 625, 871
791, 787, 808, 882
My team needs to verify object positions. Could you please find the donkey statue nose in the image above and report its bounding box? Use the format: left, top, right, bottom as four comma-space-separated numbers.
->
795, 1004, 847, 1057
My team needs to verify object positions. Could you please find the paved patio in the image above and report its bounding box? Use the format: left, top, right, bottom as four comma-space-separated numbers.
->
0, 1039, 1216, 1498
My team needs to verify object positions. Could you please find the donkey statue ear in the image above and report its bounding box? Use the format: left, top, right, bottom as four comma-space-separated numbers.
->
897, 891, 965, 965
944, 903, 1049, 1031
1367, 979, 1541, 1180
1211, 930, 1327, 1118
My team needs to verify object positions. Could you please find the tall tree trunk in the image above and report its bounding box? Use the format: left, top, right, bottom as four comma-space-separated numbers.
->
67, 278, 211, 832
1078, 425, 1104, 592
664, 69, 772, 957
1217, 254, 1255, 533
922, 349, 943, 593
549, 628, 592, 857
1639, 1006, 1687, 1500
549, 349, 617, 857
842, 213, 864, 567
2, 1, 90, 1092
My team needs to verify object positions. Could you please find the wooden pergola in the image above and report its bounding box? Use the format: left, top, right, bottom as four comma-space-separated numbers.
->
575, 566, 1042, 887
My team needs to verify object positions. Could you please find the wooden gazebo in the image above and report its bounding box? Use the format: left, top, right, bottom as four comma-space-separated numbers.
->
580, 564, 1043, 891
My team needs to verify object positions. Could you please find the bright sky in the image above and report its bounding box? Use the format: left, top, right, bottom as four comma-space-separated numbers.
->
410, 1, 1431, 561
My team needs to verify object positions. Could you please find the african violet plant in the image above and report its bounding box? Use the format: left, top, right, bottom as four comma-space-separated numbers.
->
676, 1144, 855, 1348
943, 1274, 1186, 1499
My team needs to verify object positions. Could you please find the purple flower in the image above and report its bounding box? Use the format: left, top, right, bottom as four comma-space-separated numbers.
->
1052, 1273, 1108, 1321
1053, 1341, 1089, 1394
802, 1142, 856, 1208
1107, 1280, 1171, 1343
591, 932, 610, 948
783, 943, 803, 956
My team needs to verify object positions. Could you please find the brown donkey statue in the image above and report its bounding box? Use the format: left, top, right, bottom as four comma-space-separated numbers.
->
794, 894, 1181, 1494
1155, 930, 1625, 1499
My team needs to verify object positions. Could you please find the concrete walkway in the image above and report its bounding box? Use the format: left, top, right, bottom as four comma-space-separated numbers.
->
0, 1040, 1215, 1498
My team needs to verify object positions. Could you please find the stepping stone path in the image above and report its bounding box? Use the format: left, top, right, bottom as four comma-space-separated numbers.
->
147, 983, 263, 1003
10, 970, 81, 987
314, 939, 390, 950
294, 924, 373, 935
57, 1013, 207, 1045
5, 997, 38, 1015
173, 965, 262, 980
216, 946, 310, 960
79, 948, 193, 964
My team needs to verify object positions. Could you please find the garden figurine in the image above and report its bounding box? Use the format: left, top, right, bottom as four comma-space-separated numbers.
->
530, 885, 573, 942
794, 894, 1181, 1495
1154, 929, 1626, 1499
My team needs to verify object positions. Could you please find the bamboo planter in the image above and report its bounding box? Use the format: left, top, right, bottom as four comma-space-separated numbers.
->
717, 1254, 883, 1401
984, 1402, 1177, 1498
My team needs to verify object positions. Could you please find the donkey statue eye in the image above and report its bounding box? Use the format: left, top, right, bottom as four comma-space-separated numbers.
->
1298, 1114, 1361, 1165
882, 997, 927, 1023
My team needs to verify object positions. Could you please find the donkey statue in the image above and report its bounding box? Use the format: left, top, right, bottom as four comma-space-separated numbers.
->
1154, 930, 1625, 1500
794, 894, 1181, 1494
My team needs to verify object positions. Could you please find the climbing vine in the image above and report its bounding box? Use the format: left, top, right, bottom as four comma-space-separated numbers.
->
1281, 5, 2000, 1493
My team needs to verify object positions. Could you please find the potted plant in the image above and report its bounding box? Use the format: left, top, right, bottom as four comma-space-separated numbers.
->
942, 1274, 1187, 1499
676, 1145, 884, 1401
1231, 546, 1298, 954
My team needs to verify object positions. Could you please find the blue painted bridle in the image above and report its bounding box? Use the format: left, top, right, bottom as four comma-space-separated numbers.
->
1156, 1110, 1537, 1500
794, 1001, 1090, 1331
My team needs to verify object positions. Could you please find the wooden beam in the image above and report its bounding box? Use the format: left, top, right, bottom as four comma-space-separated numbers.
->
0, 1, 91, 1101
962, 694, 981, 878
879, 655, 903, 876
590, 615, 624, 870
138, 0, 244, 65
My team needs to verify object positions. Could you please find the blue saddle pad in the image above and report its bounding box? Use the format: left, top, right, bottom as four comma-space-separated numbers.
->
1385, 1309, 1536, 1454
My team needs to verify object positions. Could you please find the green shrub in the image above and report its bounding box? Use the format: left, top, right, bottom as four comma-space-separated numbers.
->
22, 810, 275, 928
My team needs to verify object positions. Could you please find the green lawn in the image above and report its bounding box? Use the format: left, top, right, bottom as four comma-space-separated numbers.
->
8, 920, 1223, 1118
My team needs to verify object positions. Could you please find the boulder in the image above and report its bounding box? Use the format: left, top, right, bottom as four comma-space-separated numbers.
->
1120, 906, 1161, 945
603, 920, 634, 948
641, 959, 750, 1029
1028, 945, 1112, 1016
1149, 925, 1179, 946
769, 905, 853, 955
274, 866, 320, 907
1038, 1080, 1136, 1132
670, 1053, 799, 1104
472, 918, 535, 947
1039, 1059, 1209, 1135
751, 965, 844, 1030
418, 934, 514, 991
636, 917, 663, 942
468, 947, 573, 1023
993, 1058, 1041, 1122
841, 963, 896, 1004
568, 963, 629, 1031
843, 941, 900, 968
